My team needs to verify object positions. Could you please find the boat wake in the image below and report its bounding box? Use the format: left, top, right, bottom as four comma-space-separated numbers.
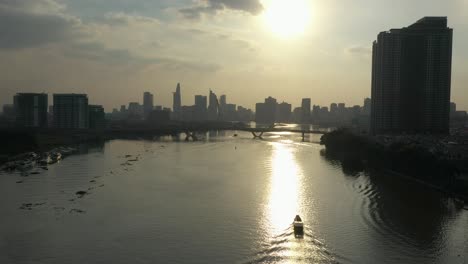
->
242, 226, 345, 264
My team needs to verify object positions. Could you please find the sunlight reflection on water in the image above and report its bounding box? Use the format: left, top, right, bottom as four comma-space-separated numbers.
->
267, 142, 302, 235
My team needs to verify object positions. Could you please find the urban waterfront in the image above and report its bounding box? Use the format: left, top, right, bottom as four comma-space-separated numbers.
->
1, 130, 466, 264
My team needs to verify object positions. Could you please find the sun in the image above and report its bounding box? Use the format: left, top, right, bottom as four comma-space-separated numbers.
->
263, 0, 312, 38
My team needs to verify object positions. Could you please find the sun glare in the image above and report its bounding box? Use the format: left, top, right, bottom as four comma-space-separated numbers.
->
263, 0, 312, 38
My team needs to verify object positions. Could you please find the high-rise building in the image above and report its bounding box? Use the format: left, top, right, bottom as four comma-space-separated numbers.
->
208, 90, 219, 120
13, 93, 48, 128
220, 95, 227, 107
194, 95, 207, 121
89, 105, 106, 129
301, 98, 311, 123
256, 97, 277, 124
143, 92, 154, 119
330, 103, 338, 114
371, 17, 453, 135
53, 94, 89, 129
276, 102, 292, 123
362, 98, 371, 116
172, 83, 182, 120
219, 95, 227, 120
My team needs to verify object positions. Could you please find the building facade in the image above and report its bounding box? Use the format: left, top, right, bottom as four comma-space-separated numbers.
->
371, 17, 453, 135
89, 105, 106, 129
14, 93, 48, 128
143, 92, 154, 119
53, 94, 89, 129
173, 83, 182, 120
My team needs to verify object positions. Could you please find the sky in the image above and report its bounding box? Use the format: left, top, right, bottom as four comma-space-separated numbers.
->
1, 0, 467, 111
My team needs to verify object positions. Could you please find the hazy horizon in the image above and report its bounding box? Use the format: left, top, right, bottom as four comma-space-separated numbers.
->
1, 0, 467, 111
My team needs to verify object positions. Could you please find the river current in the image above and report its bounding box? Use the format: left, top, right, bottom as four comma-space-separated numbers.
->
0, 130, 467, 263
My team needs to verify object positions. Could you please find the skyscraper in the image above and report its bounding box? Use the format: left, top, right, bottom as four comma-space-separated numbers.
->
371, 17, 453, 135
256, 97, 277, 124
173, 83, 182, 120
194, 95, 207, 121
301, 98, 311, 124
13, 93, 48, 128
143, 92, 154, 119
207, 90, 219, 121
53, 94, 89, 129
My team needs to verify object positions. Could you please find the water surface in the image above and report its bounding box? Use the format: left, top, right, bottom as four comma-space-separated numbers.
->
1, 131, 466, 263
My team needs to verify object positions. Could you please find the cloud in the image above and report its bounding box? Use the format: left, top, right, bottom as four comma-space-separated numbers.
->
63, 41, 221, 72
179, 0, 263, 19
0, 0, 81, 49
346, 45, 372, 55
101, 12, 160, 26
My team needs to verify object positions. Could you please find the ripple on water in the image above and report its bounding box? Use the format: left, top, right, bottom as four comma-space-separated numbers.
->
243, 226, 348, 264
348, 173, 442, 261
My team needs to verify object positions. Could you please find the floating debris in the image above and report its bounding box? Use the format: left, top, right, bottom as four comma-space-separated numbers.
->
19, 202, 45, 210
16, 180, 23, 184
30, 171, 40, 175
90, 180, 96, 183
69, 209, 85, 214
75, 191, 88, 198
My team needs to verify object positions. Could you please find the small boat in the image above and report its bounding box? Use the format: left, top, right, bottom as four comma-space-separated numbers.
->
293, 215, 304, 237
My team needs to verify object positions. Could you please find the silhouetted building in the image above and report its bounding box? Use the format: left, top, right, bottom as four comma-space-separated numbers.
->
224, 104, 237, 121
173, 83, 182, 120
371, 17, 453, 135
450, 102, 457, 114
256, 97, 277, 124
330, 103, 338, 114
208, 90, 219, 121
220, 95, 227, 107
53, 94, 89, 129
143, 92, 154, 119
13, 93, 48, 128
89, 105, 106, 129
219, 95, 227, 120
148, 110, 170, 124
277, 102, 292, 123
128, 102, 143, 120
237, 106, 254, 122
194, 95, 207, 121
301, 98, 311, 123
362, 98, 371, 116
292, 107, 302, 123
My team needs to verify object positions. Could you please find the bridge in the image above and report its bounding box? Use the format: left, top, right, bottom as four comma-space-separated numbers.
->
101, 121, 332, 141
238, 127, 328, 141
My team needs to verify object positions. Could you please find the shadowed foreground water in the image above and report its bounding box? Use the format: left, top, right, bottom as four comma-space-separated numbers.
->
0, 131, 467, 264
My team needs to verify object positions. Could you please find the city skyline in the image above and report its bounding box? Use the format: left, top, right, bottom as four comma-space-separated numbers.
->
1, 0, 468, 111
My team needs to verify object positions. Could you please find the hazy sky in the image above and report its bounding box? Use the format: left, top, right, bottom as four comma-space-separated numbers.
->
1, 0, 467, 111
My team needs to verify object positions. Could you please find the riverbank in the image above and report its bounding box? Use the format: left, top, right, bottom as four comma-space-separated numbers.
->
320, 129, 468, 203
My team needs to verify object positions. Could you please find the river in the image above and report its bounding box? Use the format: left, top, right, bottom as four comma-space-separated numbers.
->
0, 130, 466, 264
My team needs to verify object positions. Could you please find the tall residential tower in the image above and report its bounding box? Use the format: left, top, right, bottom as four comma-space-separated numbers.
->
371, 17, 453, 135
